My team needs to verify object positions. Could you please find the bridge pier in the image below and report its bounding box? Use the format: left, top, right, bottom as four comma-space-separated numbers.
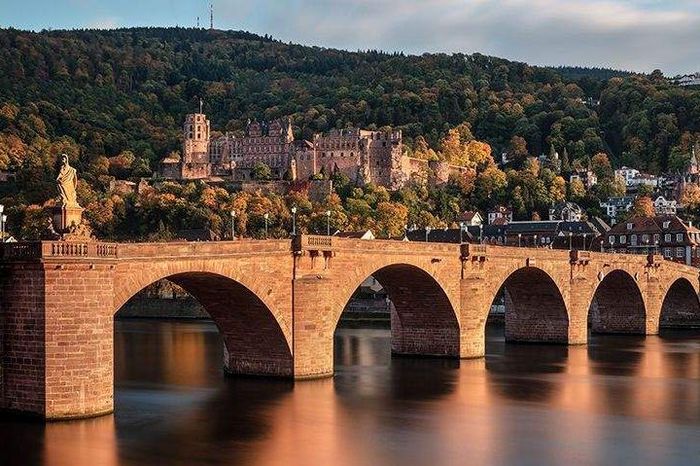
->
1, 255, 116, 420
291, 274, 336, 379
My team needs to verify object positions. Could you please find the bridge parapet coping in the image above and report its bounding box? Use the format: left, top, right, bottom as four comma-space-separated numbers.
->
294, 235, 458, 255
116, 239, 291, 259
1, 241, 119, 261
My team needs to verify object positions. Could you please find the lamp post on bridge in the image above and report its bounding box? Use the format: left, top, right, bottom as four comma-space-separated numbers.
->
534, 234, 538, 248
425, 226, 432, 242
230, 210, 236, 240
479, 224, 483, 244
264, 213, 269, 239
569, 231, 573, 250
0, 204, 4, 242
459, 222, 465, 244
518, 233, 522, 247
583, 233, 587, 251
325, 210, 331, 236
291, 206, 297, 236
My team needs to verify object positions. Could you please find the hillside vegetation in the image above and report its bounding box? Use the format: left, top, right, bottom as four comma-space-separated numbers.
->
0, 27, 698, 240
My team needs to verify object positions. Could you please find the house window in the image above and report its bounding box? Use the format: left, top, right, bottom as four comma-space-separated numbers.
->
620, 235, 626, 244
609, 236, 615, 245
676, 247, 685, 258
677, 233, 684, 242
631, 235, 638, 246
642, 234, 649, 243
664, 248, 672, 258
653, 234, 660, 243
627, 223, 633, 230
663, 221, 670, 229
665, 233, 672, 242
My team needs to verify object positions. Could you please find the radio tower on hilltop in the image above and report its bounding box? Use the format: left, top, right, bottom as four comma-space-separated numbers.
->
209, 3, 214, 30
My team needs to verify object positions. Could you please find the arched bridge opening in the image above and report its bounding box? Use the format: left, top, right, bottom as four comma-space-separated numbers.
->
116, 272, 293, 379
488, 267, 569, 345
334, 264, 460, 371
660, 278, 700, 329
589, 270, 646, 334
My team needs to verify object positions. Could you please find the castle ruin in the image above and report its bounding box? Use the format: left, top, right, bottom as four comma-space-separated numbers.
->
161, 112, 469, 189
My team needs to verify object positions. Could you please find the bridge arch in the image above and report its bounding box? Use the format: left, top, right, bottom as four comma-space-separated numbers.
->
588, 270, 646, 334
490, 267, 570, 344
659, 277, 700, 328
115, 265, 293, 377
334, 263, 460, 358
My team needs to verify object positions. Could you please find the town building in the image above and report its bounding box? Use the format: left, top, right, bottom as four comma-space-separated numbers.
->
598, 215, 700, 266
457, 211, 484, 226
569, 169, 598, 188
627, 173, 659, 190
600, 196, 635, 223
334, 230, 376, 240
406, 219, 607, 250
653, 195, 678, 215
549, 201, 584, 222
615, 166, 640, 185
487, 206, 513, 225
672, 146, 700, 202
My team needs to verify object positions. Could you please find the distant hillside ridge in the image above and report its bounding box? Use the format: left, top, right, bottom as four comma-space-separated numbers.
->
0, 26, 698, 177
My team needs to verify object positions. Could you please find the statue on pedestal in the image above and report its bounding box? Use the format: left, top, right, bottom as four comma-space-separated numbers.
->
56, 154, 79, 208
50, 154, 93, 241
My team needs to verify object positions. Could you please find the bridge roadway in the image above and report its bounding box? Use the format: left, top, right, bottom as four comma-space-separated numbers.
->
0, 235, 698, 419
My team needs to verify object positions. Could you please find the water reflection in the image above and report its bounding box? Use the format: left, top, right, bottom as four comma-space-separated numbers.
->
1, 320, 700, 465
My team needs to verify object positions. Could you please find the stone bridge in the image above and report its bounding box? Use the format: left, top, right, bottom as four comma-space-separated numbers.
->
0, 235, 698, 420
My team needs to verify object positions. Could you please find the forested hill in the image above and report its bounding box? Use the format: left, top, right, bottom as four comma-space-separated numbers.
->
0, 26, 699, 182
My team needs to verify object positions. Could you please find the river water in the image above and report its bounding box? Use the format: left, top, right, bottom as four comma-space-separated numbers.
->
2, 319, 700, 466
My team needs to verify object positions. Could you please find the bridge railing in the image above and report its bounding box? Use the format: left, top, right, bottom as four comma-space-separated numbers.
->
1, 241, 119, 260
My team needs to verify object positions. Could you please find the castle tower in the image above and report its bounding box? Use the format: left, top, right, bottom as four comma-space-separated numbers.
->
181, 112, 212, 179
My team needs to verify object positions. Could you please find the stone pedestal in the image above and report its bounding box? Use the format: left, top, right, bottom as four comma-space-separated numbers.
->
53, 205, 84, 233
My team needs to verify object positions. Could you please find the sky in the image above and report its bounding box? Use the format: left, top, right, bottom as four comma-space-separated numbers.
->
2, 0, 699, 75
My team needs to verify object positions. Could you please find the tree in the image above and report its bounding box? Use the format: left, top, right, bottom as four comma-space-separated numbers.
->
549, 176, 566, 203
375, 202, 408, 238
680, 184, 700, 211
637, 183, 654, 197
568, 179, 586, 202
629, 196, 655, 218
591, 153, 613, 181
252, 162, 272, 181
507, 136, 529, 166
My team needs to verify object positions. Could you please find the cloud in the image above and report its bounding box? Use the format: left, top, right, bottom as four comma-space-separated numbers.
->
215, 0, 700, 75
87, 17, 120, 29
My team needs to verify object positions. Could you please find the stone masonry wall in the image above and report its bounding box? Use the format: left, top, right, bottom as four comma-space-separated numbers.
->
0, 263, 45, 416
43, 262, 115, 419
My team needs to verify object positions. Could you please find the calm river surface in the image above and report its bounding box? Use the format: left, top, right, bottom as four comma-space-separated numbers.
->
2, 319, 700, 466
